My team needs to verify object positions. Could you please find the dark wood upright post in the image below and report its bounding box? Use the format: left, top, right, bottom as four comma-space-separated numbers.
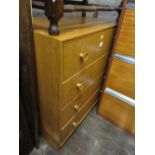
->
82, 0, 88, 16
19, 0, 39, 153
44, 0, 64, 35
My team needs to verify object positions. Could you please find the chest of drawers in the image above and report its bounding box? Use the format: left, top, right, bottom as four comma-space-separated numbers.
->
99, 3, 135, 134
33, 16, 115, 148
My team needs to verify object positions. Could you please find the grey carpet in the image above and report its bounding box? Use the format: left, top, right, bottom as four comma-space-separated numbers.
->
30, 107, 135, 155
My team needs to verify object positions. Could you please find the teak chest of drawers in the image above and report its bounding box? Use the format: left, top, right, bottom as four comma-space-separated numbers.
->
33, 16, 116, 148
99, 2, 135, 134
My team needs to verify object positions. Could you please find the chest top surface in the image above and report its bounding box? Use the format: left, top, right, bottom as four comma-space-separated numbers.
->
33, 16, 116, 42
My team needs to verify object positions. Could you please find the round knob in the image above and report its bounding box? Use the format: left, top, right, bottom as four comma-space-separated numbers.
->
100, 34, 104, 40
99, 42, 104, 48
74, 105, 79, 111
72, 122, 77, 128
79, 52, 88, 63
76, 82, 85, 91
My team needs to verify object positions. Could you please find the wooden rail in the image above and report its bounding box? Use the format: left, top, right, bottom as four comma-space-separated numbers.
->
32, 0, 120, 35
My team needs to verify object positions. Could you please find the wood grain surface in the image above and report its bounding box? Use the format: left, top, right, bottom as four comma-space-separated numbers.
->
63, 28, 115, 80
99, 93, 135, 134
115, 9, 135, 56
33, 16, 115, 148
33, 16, 116, 41
106, 58, 135, 99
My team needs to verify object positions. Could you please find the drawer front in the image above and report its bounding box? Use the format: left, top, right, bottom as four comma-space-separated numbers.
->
61, 74, 103, 127
99, 92, 135, 134
63, 28, 114, 81
61, 91, 99, 144
62, 55, 108, 109
106, 56, 135, 99
115, 9, 135, 57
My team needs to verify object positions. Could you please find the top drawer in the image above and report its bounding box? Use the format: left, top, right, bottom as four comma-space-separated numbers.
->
62, 28, 115, 81
115, 9, 135, 57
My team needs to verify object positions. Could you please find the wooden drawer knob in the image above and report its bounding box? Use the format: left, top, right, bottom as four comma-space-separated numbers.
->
99, 41, 104, 48
100, 35, 104, 39
76, 82, 85, 91
74, 105, 79, 111
79, 52, 88, 63
72, 122, 77, 128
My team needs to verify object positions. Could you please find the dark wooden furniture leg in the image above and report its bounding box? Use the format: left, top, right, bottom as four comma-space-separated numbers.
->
44, 0, 64, 35
82, 0, 88, 17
